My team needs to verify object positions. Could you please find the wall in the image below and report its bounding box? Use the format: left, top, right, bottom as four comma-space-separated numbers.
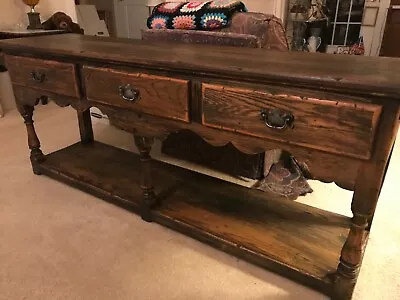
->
81, 0, 113, 11
1, 0, 77, 28
80, 0, 116, 36
244, 0, 287, 18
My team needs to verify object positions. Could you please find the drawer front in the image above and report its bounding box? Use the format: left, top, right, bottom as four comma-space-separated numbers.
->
202, 84, 382, 159
5, 55, 80, 98
83, 66, 189, 122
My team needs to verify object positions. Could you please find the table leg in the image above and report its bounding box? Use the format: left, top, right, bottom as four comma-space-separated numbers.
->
367, 142, 395, 231
20, 105, 45, 175
77, 109, 94, 143
332, 101, 400, 299
134, 135, 156, 222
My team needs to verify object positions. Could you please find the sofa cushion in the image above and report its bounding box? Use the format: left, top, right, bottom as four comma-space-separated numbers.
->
147, 1, 247, 30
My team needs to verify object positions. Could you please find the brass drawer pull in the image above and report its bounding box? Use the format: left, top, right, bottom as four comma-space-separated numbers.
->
31, 71, 46, 83
260, 108, 294, 130
119, 84, 140, 102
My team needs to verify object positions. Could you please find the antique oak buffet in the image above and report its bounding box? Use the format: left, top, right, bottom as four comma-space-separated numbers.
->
0, 34, 399, 299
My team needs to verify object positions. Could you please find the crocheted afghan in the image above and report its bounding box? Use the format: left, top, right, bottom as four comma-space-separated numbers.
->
147, 1, 247, 30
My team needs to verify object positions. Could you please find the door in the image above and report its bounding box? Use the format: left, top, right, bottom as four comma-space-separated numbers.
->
113, 0, 151, 39
379, 0, 400, 56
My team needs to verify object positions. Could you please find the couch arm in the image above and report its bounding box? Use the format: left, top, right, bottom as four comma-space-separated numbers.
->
141, 29, 260, 48
217, 12, 289, 52
264, 16, 289, 52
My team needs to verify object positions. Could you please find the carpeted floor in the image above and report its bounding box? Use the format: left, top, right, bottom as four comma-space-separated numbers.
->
0, 103, 399, 300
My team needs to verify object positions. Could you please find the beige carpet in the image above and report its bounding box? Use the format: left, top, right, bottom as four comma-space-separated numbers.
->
0, 103, 399, 300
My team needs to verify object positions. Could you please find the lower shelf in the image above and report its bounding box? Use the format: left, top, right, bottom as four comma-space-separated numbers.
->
38, 141, 351, 295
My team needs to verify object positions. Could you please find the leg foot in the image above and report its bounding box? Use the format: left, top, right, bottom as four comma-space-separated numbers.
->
332, 261, 358, 300
32, 164, 42, 175
140, 203, 153, 222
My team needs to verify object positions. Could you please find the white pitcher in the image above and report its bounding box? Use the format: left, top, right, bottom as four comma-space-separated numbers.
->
307, 36, 322, 52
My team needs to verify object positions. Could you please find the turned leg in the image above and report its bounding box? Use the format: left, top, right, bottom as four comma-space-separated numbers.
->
134, 135, 156, 222
333, 102, 400, 300
367, 143, 395, 231
20, 105, 45, 175
77, 109, 94, 143
333, 203, 368, 300
40, 96, 49, 105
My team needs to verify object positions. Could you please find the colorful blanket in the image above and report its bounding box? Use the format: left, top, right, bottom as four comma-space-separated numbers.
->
147, 1, 247, 30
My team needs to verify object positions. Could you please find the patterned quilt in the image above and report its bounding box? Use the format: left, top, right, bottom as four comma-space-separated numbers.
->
147, 1, 247, 30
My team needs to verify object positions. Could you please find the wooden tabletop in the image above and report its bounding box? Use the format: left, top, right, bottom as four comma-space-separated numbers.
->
0, 29, 64, 39
1, 33, 400, 98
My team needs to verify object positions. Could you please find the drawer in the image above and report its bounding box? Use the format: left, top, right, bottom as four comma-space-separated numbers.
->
83, 66, 189, 122
202, 84, 382, 159
5, 55, 80, 98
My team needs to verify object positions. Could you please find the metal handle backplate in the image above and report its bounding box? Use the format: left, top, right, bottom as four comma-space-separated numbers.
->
119, 84, 140, 102
260, 108, 294, 130
31, 71, 46, 83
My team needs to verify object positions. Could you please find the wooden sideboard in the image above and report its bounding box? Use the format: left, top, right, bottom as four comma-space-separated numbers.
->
0, 34, 399, 299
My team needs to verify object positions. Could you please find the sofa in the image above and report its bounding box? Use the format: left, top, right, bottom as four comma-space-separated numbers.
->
142, 12, 289, 52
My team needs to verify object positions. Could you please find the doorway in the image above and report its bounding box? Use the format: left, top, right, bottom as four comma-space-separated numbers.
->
113, 0, 151, 39
380, 0, 400, 56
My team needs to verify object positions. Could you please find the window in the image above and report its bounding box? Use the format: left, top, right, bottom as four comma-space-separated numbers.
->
287, 0, 366, 51
325, 0, 365, 46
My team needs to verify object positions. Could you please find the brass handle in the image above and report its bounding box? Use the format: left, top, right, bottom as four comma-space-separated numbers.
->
260, 108, 294, 130
31, 71, 46, 83
119, 84, 140, 102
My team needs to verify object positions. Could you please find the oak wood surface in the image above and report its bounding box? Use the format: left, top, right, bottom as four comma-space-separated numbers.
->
5, 55, 80, 98
38, 141, 351, 295
11, 83, 362, 190
1, 34, 400, 98
94, 103, 361, 190
12, 85, 89, 112
202, 84, 382, 160
77, 109, 93, 143
83, 66, 189, 122
4, 33, 400, 300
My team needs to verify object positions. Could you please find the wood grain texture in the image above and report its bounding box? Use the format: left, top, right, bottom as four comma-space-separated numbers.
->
202, 84, 382, 160
83, 66, 189, 122
95, 103, 360, 190
5, 55, 80, 98
380, 7, 400, 57
77, 109, 93, 143
1, 34, 400, 98
13, 85, 90, 112
333, 100, 400, 299
134, 135, 156, 222
37, 141, 351, 295
4, 34, 400, 300
19, 104, 45, 175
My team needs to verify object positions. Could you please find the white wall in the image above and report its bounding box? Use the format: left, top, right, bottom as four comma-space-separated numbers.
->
243, 0, 288, 22
81, 0, 113, 12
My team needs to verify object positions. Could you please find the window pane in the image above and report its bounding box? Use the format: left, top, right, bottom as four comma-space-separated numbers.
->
324, 0, 365, 23
345, 24, 362, 45
351, 0, 365, 23
333, 24, 347, 45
